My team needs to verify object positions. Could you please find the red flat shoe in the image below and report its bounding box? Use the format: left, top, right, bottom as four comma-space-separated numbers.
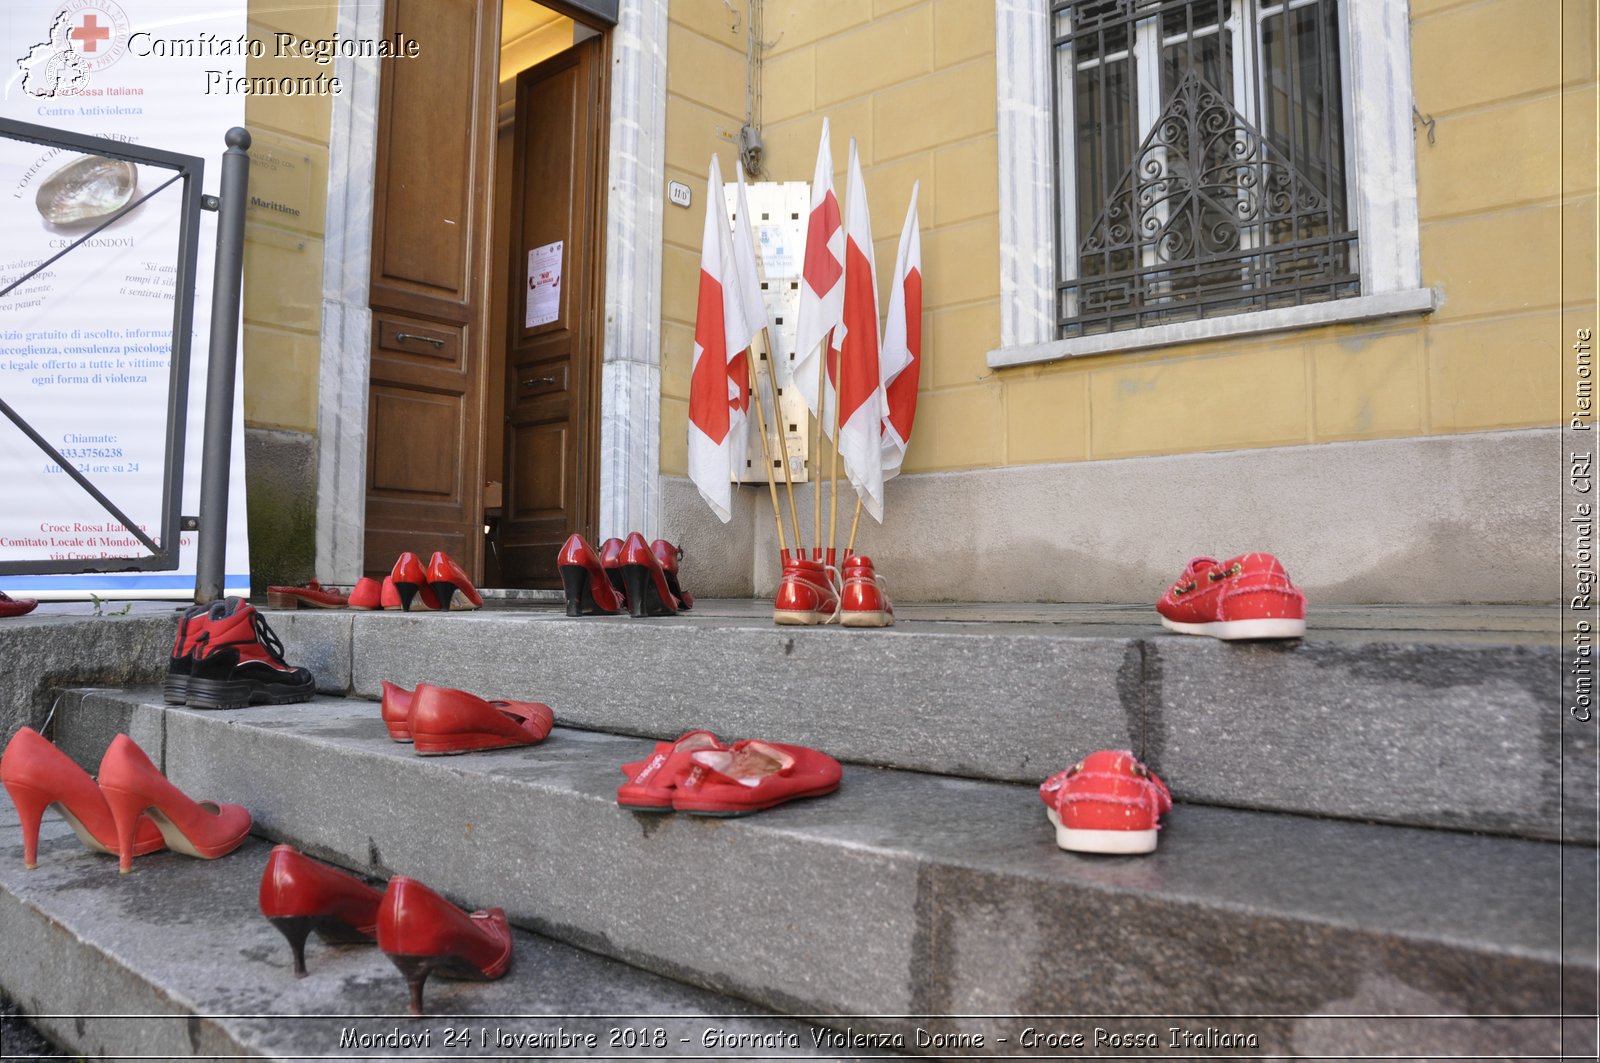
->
600, 538, 628, 607
408, 684, 554, 756
672, 740, 842, 816
97, 734, 252, 872
619, 532, 679, 617
382, 681, 555, 745
617, 731, 723, 811
0, 728, 164, 869
258, 844, 383, 976
389, 553, 440, 612
265, 580, 349, 609
0, 591, 38, 618
651, 539, 694, 610
427, 552, 482, 611
1039, 750, 1172, 855
378, 875, 512, 1015
348, 577, 383, 610
556, 534, 623, 616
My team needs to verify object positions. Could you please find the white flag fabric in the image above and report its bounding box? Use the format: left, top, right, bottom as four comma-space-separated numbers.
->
834, 139, 889, 522
687, 155, 754, 522
792, 118, 845, 437
879, 181, 922, 481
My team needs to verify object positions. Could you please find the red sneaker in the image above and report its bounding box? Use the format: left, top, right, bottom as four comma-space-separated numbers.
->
185, 599, 317, 710
1156, 553, 1306, 640
164, 600, 226, 705
839, 555, 894, 628
1039, 750, 1171, 855
773, 557, 839, 626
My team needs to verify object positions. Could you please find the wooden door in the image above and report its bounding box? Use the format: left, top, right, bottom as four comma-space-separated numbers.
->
364, 0, 500, 579
497, 36, 608, 587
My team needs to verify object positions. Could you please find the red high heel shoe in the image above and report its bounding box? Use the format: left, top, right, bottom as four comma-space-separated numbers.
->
600, 538, 628, 608
619, 532, 679, 617
258, 844, 383, 976
378, 875, 512, 1015
0, 728, 164, 869
651, 539, 694, 610
556, 534, 623, 617
388, 553, 440, 612
427, 552, 482, 611
97, 734, 252, 873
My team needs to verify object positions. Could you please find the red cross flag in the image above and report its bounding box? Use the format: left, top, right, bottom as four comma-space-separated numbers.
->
688, 155, 756, 522
879, 182, 922, 481
835, 138, 892, 522
792, 119, 844, 437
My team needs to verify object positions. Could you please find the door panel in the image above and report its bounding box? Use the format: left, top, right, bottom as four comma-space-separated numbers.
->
364, 0, 499, 579
498, 36, 608, 587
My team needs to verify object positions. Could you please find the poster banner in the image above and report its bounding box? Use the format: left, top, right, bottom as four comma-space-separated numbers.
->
0, 0, 251, 599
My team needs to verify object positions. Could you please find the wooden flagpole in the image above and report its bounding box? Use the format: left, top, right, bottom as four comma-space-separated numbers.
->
845, 495, 863, 558
745, 341, 787, 558
760, 330, 803, 551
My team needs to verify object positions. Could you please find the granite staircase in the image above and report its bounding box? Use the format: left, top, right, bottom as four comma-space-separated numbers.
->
0, 601, 1594, 1059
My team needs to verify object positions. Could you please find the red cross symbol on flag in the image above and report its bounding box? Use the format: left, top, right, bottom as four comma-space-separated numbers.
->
71, 13, 112, 53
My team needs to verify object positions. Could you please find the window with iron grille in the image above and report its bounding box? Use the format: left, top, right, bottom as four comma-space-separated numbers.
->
1052, 0, 1359, 338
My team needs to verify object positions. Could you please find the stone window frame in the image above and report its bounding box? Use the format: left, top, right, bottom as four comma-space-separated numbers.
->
990, 0, 1434, 370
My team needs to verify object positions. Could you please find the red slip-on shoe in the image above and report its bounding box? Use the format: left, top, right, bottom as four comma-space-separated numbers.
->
384, 681, 556, 746
266, 580, 350, 610
185, 599, 317, 710
0, 591, 38, 618
1156, 553, 1306, 640
164, 599, 227, 705
651, 539, 694, 610
427, 552, 482, 611
1, 727, 164, 869
599, 538, 629, 608
557, 533, 623, 616
389, 553, 440, 612
839, 555, 894, 628
408, 684, 554, 756
348, 578, 383, 610
380, 576, 404, 610
378, 875, 512, 1016
773, 556, 840, 626
672, 740, 842, 817
619, 532, 678, 617
259, 844, 382, 977
1039, 750, 1172, 855
616, 730, 723, 811
97, 734, 252, 872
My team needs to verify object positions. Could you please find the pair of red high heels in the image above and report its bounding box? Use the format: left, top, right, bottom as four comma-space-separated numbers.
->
557, 532, 692, 618
259, 845, 511, 1014
349, 551, 482, 612
0, 728, 251, 873
378, 682, 553, 755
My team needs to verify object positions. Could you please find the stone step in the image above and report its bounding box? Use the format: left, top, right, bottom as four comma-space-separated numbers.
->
258, 601, 1591, 843
0, 828, 866, 1061
31, 688, 1594, 1059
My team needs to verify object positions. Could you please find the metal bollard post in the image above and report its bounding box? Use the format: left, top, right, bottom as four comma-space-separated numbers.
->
193, 127, 251, 604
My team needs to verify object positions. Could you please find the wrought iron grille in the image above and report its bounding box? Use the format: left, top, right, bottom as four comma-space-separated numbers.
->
1051, 0, 1358, 338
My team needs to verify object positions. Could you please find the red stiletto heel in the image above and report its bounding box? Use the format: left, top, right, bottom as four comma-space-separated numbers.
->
427, 552, 482, 611
650, 539, 694, 609
619, 532, 679, 617
389, 553, 440, 612
258, 844, 382, 976
0, 727, 164, 869
557, 534, 623, 616
378, 875, 512, 1016
97, 734, 251, 873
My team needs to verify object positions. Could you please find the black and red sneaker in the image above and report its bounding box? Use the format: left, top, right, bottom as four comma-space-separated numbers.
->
186, 599, 316, 710
163, 600, 228, 705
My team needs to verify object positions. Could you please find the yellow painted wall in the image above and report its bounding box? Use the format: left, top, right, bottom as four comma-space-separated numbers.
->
239, 2, 336, 435
659, 0, 1597, 476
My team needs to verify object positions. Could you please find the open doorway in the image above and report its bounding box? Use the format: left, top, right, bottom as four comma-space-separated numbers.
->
363, 0, 610, 591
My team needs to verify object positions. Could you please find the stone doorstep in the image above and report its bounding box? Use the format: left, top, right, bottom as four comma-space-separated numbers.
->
0, 829, 869, 1061
34, 689, 1595, 1052
261, 606, 1589, 844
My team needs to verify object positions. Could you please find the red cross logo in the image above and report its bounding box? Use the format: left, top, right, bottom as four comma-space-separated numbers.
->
71, 14, 112, 53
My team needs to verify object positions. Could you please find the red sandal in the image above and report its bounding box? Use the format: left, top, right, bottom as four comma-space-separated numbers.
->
672, 740, 841, 816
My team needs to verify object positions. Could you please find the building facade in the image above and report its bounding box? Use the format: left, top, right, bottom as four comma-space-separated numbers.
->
236, 0, 1596, 603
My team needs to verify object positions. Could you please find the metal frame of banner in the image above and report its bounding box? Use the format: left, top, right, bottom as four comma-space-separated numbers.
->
0, 116, 204, 577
